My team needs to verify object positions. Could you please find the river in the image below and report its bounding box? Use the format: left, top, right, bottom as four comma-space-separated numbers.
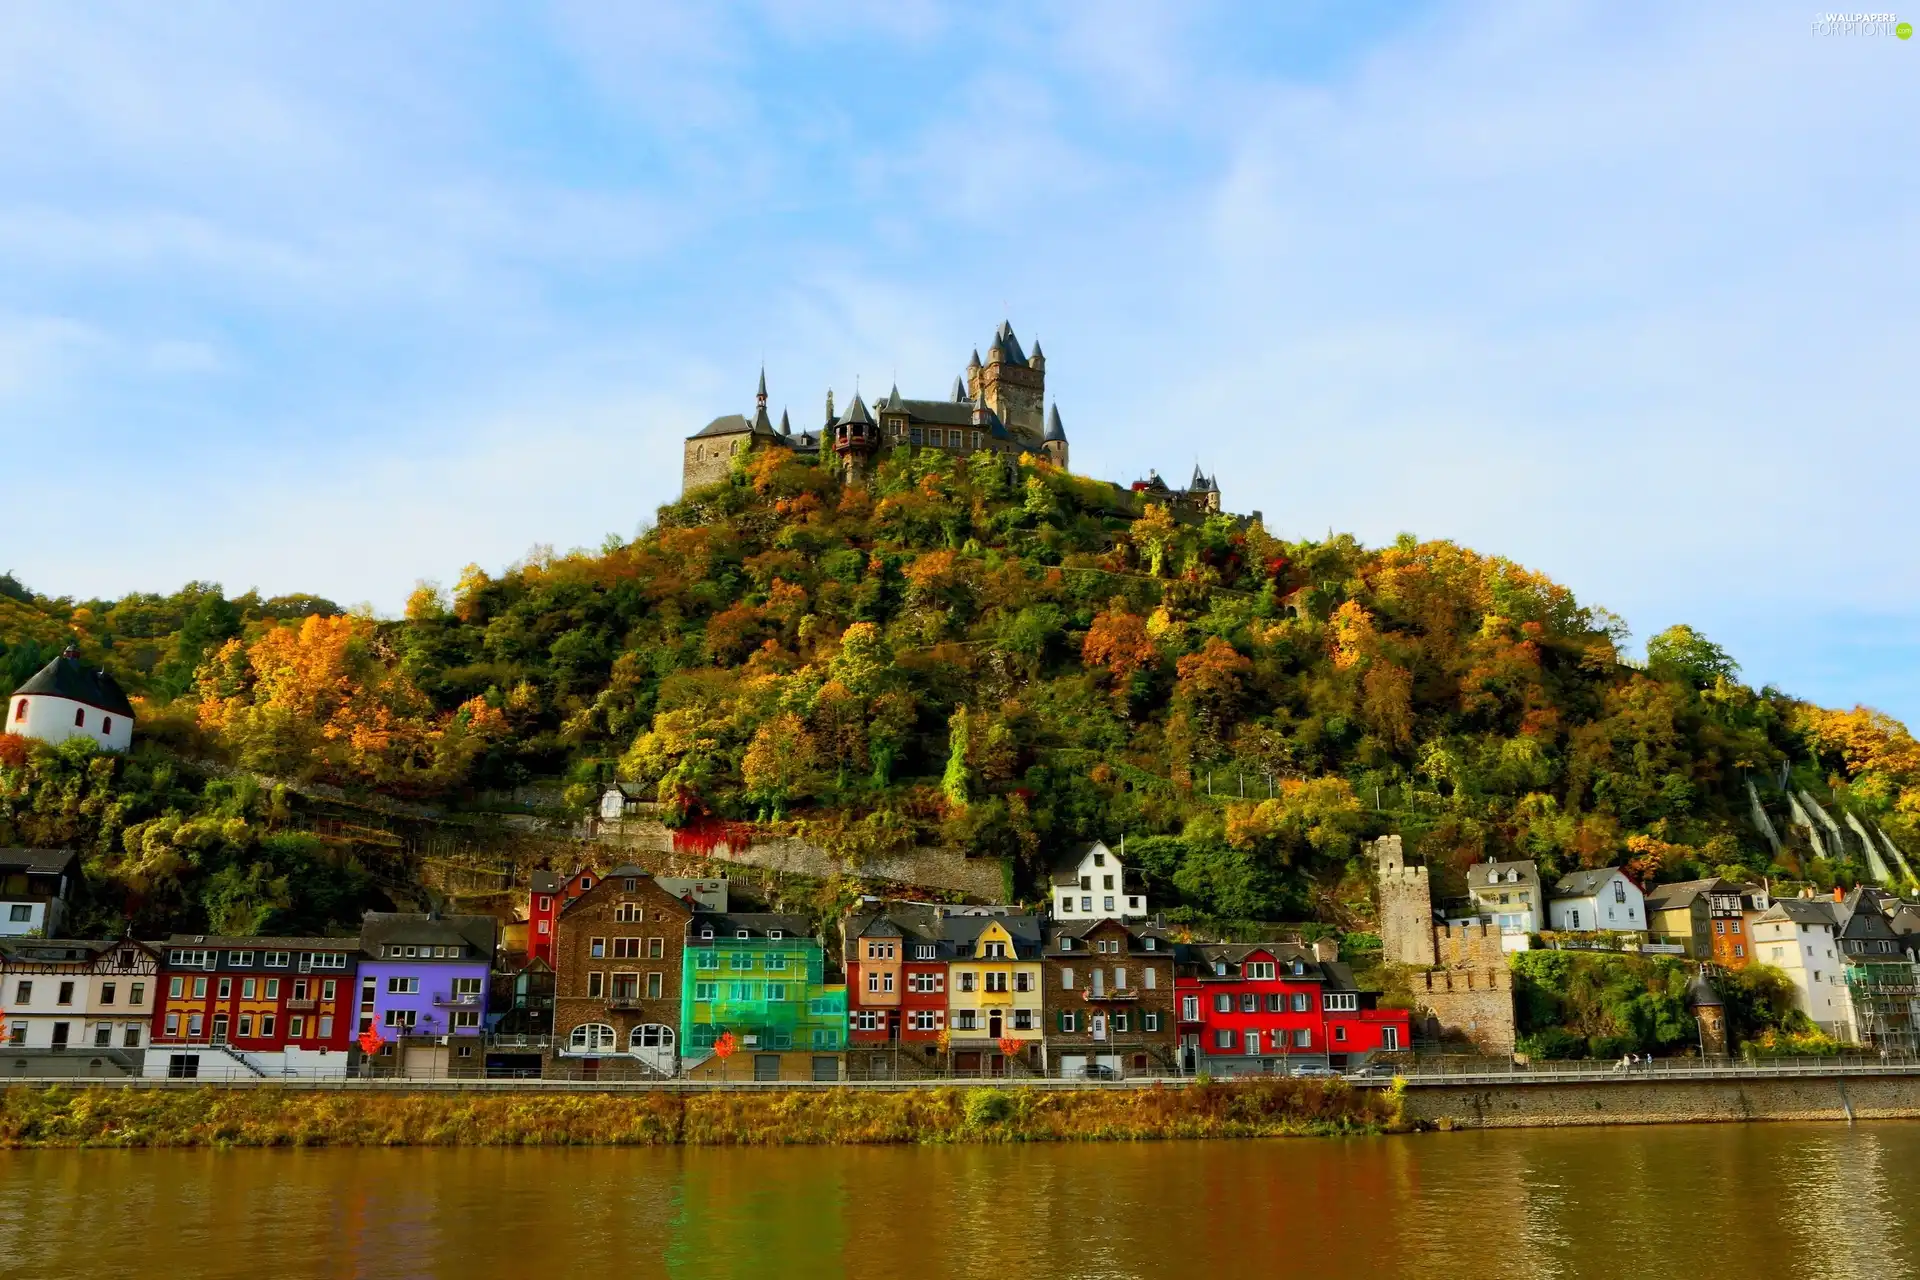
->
3, 1123, 1917, 1278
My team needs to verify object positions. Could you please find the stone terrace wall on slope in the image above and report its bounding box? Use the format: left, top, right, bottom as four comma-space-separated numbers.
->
591, 819, 1007, 902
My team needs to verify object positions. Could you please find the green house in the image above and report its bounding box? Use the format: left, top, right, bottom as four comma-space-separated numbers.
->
681, 913, 846, 1053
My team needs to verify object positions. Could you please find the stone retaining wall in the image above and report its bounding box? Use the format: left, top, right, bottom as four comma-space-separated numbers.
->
1404, 1074, 1920, 1128
592, 819, 1008, 901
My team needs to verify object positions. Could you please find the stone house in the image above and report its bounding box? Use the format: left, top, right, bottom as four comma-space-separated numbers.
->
1041, 917, 1177, 1079
551, 868, 694, 1078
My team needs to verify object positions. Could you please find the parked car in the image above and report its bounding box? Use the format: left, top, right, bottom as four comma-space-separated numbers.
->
1081, 1063, 1119, 1080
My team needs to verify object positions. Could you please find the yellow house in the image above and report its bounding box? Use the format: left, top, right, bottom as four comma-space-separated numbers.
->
942, 913, 1044, 1076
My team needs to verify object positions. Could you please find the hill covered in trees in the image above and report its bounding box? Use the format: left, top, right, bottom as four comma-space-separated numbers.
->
6, 445, 1920, 936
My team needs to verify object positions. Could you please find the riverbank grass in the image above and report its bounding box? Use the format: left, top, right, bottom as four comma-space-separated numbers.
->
0, 1080, 1398, 1149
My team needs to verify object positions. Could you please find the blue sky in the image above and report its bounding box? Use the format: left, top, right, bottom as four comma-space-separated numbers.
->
4, 2, 1917, 721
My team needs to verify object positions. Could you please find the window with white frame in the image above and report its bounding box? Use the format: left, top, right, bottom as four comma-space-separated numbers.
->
1323, 993, 1358, 1012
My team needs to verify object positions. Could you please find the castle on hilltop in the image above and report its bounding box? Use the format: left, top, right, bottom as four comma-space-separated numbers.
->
681, 322, 1226, 512
682, 321, 1065, 492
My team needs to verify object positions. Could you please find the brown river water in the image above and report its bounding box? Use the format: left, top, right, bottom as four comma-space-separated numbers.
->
3, 1123, 1917, 1279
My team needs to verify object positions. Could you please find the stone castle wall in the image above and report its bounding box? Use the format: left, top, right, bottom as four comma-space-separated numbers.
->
682, 435, 745, 492
1371, 834, 1516, 1054
1414, 968, 1516, 1055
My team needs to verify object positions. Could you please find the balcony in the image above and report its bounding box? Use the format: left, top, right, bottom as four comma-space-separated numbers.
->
1083, 987, 1141, 1002
433, 991, 483, 1008
606, 995, 648, 1011
285, 997, 317, 1011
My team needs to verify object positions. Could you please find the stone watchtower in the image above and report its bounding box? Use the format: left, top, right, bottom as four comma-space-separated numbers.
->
1042, 404, 1069, 470
966, 321, 1045, 449
1372, 835, 1437, 967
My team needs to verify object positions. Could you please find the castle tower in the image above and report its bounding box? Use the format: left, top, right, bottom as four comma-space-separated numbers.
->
974, 322, 1044, 448
1042, 403, 1069, 470
1688, 967, 1729, 1057
832, 391, 879, 479
1372, 835, 1437, 967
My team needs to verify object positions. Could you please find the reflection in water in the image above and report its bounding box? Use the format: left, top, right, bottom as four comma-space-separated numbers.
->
3, 1125, 1920, 1279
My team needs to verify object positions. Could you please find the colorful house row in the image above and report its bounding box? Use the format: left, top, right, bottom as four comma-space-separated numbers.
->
0, 911, 497, 1080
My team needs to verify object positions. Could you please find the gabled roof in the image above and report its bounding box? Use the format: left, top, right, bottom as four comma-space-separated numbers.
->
1759, 898, 1836, 927
843, 903, 946, 948
1182, 941, 1328, 981
13, 650, 134, 717
1644, 878, 1736, 911
1043, 917, 1171, 954
942, 912, 1043, 957
835, 392, 874, 427
1048, 841, 1115, 887
688, 912, 812, 941
690, 413, 753, 439
0, 938, 153, 967
163, 934, 360, 951
1551, 868, 1632, 900
360, 911, 497, 955
0, 847, 79, 877
1466, 860, 1541, 891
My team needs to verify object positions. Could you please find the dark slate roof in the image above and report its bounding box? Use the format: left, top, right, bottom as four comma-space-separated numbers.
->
163, 934, 360, 951
900, 399, 976, 427
0, 847, 79, 877
690, 413, 753, 439
844, 904, 945, 947
1043, 918, 1172, 955
993, 321, 1028, 366
1833, 889, 1901, 944
835, 393, 874, 427
1644, 878, 1735, 911
942, 912, 1044, 958
778, 408, 791, 436
1687, 968, 1724, 1008
689, 913, 812, 940
360, 911, 498, 955
529, 871, 561, 894
1045, 404, 1066, 443
951, 375, 967, 402
14, 650, 134, 717
1047, 841, 1110, 887
0, 938, 134, 966
1760, 898, 1837, 927
1551, 869, 1630, 899
1466, 861, 1541, 892
1182, 941, 1328, 981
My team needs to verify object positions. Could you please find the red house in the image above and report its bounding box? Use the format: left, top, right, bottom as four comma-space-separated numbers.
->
528, 866, 600, 968
145, 935, 361, 1079
840, 903, 950, 1078
1175, 942, 1407, 1074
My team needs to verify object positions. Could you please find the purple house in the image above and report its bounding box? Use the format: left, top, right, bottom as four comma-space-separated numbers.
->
357, 912, 498, 1077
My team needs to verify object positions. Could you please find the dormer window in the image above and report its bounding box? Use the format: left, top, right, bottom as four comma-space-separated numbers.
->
1144, 938, 1157, 950
624, 878, 637, 892
579, 877, 593, 890
701, 929, 713, 940
769, 930, 783, 940
737, 930, 750, 939
1214, 961, 1227, 976
1290, 960, 1304, 975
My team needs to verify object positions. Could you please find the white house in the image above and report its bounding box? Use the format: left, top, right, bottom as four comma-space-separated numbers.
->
6, 645, 134, 752
0, 938, 157, 1053
1049, 841, 1147, 921
0, 847, 79, 938
1750, 898, 1853, 1039
1547, 868, 1647, 934
1466, 859, 1542, 949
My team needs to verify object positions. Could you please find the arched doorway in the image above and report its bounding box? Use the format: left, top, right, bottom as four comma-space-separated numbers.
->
630, 1024, 676, 1076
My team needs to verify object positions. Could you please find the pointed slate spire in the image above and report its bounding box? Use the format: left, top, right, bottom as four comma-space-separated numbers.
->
1030, 338, 1045, 372
756, 366, 768, 404
952, 374, 967, 402
968, 348, 981, 370
779, 407, 791, 437
1191, 463, 1208, 490
1044, 403, 1066, 443
838, 391, 873, 426
883, 382, 905, 413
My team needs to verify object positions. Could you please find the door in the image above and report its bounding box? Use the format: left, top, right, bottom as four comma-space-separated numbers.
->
212, 1014, 229, 1045
989, 1010, 1003, 1039
811, 1056, 839, 1082
50, 1022, 69, 1049
754, 1054, 781, 1081
1061, 1055, 1088, 1079
1243, 1030, 1260, 1058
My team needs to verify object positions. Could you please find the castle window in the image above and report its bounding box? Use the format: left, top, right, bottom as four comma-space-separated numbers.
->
12, 699, 24, 722
910, 427, 922, 445
949, 430, 962, 447
74, 707, 85, 727
971, 431, 982, 450
103, 717, 112, 735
